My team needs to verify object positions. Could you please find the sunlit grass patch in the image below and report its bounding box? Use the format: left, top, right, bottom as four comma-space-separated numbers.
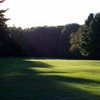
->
0, 58, 100, 100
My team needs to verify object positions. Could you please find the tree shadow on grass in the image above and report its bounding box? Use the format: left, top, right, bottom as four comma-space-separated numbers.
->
0, 58, 51, 77
0, 58, 100, 100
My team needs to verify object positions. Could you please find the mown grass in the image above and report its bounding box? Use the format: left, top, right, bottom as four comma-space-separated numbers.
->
0, 58, 100, 100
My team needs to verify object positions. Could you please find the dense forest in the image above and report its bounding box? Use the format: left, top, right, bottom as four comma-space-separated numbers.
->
0, 0, 100, 59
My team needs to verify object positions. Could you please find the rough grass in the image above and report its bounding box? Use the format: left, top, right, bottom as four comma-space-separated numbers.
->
0, 58, 100, 100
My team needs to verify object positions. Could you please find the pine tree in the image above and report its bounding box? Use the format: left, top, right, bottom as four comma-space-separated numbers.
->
79, 13, 100, 59
0, 0, 11, 56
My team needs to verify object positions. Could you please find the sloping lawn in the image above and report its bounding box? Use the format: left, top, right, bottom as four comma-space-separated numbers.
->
0, 58, 100, 100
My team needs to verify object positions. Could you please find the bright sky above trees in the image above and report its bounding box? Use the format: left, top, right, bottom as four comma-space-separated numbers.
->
0, 0, 100, 28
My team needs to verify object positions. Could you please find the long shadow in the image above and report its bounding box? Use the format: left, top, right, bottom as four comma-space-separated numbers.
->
0, 58, 51, 77
0, 58, 100, 100
0, 58, 52, 68
44, 75, 100, 84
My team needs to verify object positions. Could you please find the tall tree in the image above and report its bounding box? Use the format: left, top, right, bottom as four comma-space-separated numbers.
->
0, 0, 11, 56
87, 13, 100, 58
59, 23, 80, 58
75, 13, 100, 59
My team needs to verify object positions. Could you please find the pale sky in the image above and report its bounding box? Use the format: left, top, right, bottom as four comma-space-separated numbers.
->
0, 0, 100, 28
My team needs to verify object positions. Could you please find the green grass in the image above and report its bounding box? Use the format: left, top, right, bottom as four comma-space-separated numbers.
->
0, 58, 100, 100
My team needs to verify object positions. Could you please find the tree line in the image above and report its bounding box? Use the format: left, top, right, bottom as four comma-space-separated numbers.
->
0, 0, 100, 59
